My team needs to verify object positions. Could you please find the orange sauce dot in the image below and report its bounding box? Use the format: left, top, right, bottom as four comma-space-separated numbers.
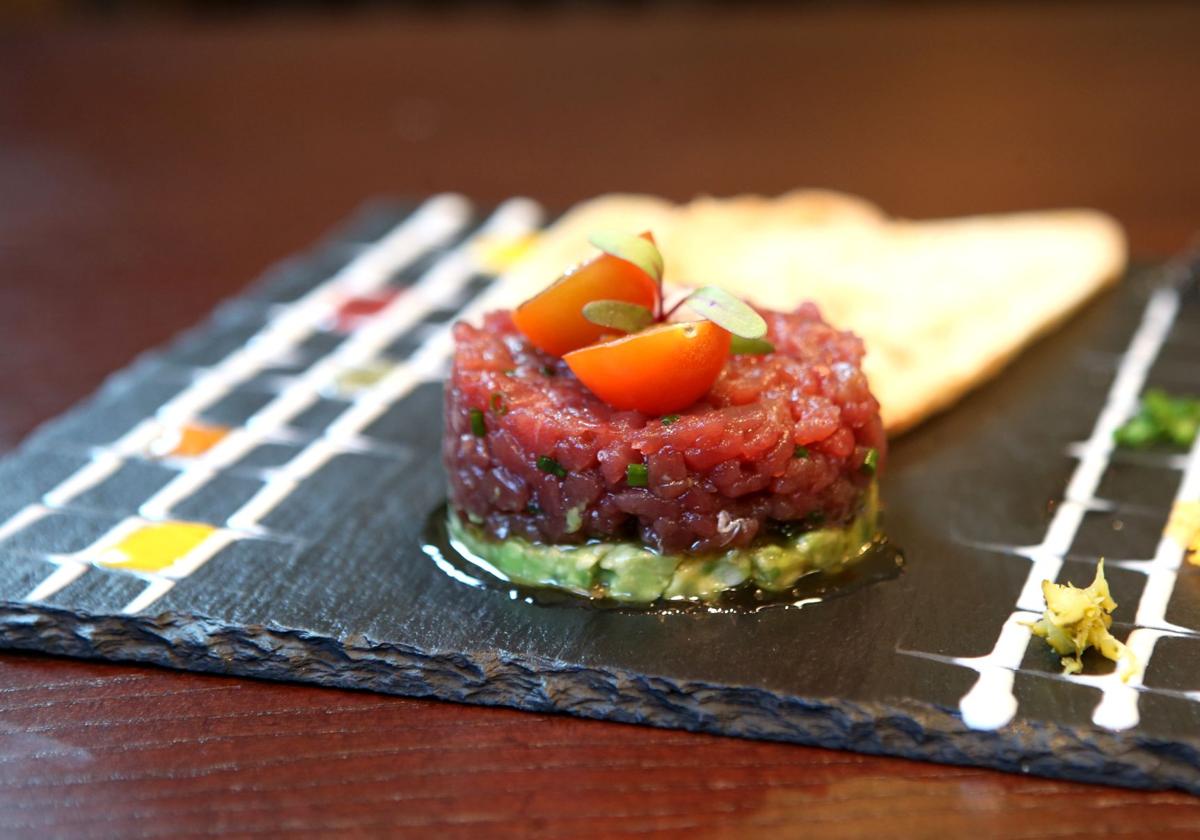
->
151, 422, 230, 459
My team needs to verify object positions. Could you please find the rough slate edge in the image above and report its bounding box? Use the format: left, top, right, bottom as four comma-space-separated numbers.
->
1, 603, 1195, 796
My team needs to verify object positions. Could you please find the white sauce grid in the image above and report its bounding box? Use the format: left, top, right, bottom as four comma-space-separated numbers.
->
0, 195, 545, 612
902, 270, 1198, 732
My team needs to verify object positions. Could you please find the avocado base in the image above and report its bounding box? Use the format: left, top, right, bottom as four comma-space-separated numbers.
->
447, 484, 881, 604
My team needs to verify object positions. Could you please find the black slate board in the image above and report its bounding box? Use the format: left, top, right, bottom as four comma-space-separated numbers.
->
2, 196, 1199, 794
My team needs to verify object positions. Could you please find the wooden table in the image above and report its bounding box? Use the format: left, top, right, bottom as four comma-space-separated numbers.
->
3, 4, 1200, 835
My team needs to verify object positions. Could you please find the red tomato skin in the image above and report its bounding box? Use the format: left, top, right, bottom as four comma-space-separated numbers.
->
564, 321, 732, 415
511, 234, 659, 357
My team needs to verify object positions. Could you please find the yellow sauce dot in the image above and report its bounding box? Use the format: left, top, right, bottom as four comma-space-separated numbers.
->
1166, 500, 1200, 565
99, 522, 217, 573
473, 233, 540, 273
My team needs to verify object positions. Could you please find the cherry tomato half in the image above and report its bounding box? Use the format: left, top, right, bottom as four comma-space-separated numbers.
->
563, 320, 732, 415
512, 233, 660, 357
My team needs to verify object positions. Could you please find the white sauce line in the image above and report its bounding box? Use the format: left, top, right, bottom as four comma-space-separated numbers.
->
23, 563, 89, 603
160, 530, 240, 582
323, 211, 552, 438
19, 512, 152, 604
0, 506, 50, 545
29, 515, 149, 594
42, 452, 124, 509
905, 623, 1168, 731
1083, 628, 1165, 730
1068, 336, 1200, 730
119, 529, 239, 614
121, 579, 175, 615
224, 197, 543, 533
1132, 432, 1200, 631
66, 195, 470, 502
950, 285, 1182, 731
952, 612, 1040, 731
138, 229, 483, 521
8, 196, 471, 603
1018, 286, 1182, 609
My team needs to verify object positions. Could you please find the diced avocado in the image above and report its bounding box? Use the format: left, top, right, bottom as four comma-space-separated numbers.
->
446, 481, 881, 604
750, 529, 844, 591
750, 483, 879, 590
663, 553, 752, 599
597, 545, 680, 602
447, 514, 597, 595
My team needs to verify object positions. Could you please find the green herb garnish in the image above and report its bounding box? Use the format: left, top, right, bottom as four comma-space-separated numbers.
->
1114, 389, 1200, 449
582, 299, 655, 334
626, 463, 649, 487
469, 409, 486, 437
525, 501, 542, 515
588, 231, 664, 285
661, 414, 680, 426
579, 233, 772, 360
537, 455, 567, 478
730, 335, 775, 355
794, 445, 809, 459
683, 286, 768, 340
861, 448, 879, 476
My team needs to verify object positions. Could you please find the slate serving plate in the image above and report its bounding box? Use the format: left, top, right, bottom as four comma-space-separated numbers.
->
1, 195, 1198, 793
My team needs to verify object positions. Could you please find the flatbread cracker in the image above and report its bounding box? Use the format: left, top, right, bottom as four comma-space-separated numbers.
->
496, 191, 1127, 434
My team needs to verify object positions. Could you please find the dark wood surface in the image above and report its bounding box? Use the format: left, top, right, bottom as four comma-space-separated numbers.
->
3, 3, 1200, 835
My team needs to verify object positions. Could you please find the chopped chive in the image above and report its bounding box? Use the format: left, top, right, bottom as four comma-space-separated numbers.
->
525, 501, 542, 515
626, 463, 649, 487
537, 455, 567, 478
489, 392, 508, 415
861, 447, 879, 476
469, 409, 486, 437
661, 414, 680, 426
793, 445, 809, 459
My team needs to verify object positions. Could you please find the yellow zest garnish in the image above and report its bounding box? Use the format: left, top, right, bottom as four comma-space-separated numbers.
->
1025, 560, 1138, 681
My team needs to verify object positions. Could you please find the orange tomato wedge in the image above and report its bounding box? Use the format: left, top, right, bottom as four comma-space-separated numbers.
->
512, 232, 660, 357
564, 321, 732, 415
